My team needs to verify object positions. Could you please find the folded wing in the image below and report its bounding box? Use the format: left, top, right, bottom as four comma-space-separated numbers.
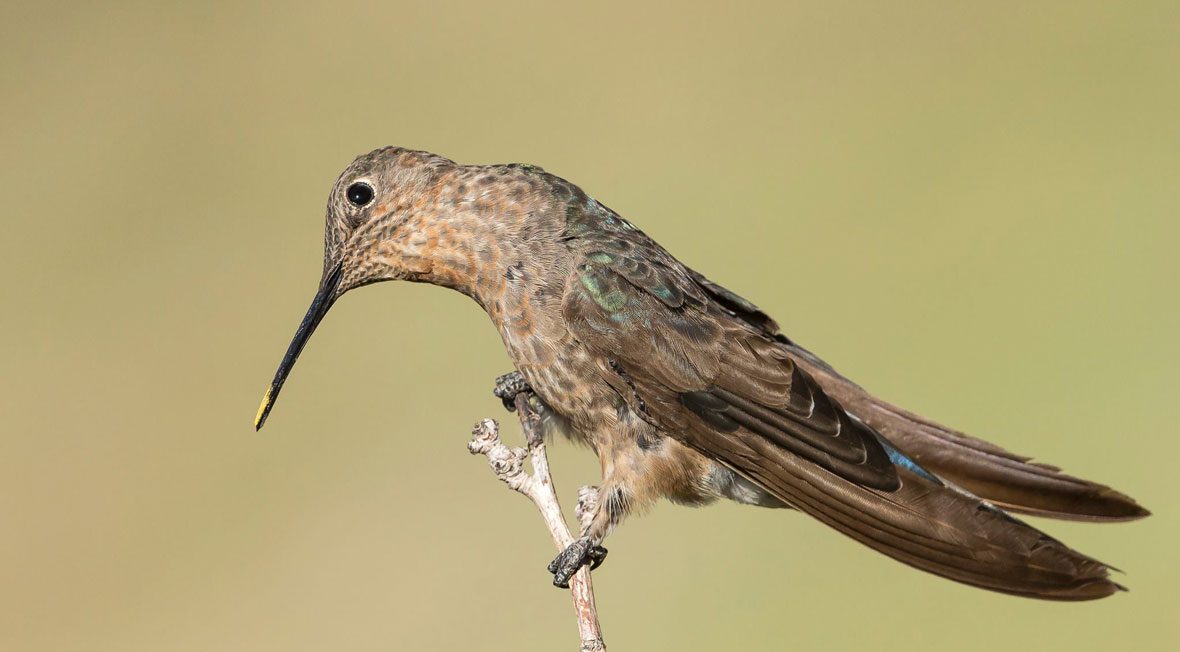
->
686, 267, 1149, 522
560, 232, 1123, 599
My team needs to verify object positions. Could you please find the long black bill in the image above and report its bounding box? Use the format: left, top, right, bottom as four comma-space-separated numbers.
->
254, 264, 344, 430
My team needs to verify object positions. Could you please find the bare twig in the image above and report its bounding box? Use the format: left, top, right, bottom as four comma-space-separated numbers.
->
467, 393, 606, 652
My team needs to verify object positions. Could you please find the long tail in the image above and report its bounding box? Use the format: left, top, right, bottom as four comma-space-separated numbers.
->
677, 401, 1125, 599
788, 344, 1150, 522
752, 455, 1123, 599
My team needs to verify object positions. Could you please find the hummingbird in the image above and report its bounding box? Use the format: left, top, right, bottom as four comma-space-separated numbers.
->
256, 147, 1148, 599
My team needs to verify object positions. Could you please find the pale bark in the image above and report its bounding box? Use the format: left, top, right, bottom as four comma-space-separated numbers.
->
467, 394, 606, 652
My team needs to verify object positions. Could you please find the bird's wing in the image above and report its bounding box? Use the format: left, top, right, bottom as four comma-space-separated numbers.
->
684, 267, 1149, 522
563, 243, 899, 491
560, 232, 1120, 599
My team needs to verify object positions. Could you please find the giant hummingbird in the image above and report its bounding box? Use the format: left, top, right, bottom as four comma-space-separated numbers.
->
255, 147, 1148, 599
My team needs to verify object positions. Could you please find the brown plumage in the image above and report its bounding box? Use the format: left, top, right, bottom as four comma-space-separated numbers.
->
256, 147, 1148, 601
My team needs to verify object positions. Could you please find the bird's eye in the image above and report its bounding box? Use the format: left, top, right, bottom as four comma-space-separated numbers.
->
346, 182, 374, 207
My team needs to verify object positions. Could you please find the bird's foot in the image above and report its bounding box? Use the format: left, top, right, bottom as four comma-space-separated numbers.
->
547, 536, 608, 588
493, 370, 532, 412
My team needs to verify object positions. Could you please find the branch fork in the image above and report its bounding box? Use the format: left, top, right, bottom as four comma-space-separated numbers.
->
467, 393, 606, 652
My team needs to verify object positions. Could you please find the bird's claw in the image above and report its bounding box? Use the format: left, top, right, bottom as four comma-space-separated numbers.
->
547, 536, 608, 588
587, 544, 608, 570
493, 371, 532, 412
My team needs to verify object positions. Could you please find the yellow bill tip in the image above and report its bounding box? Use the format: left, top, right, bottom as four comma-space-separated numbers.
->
254, 388, 273, 430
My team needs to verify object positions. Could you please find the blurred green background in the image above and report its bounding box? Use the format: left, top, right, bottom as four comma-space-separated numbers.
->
2, 1, 1177, 650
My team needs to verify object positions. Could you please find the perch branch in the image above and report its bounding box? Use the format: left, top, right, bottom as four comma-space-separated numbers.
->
467, 393, 606, 652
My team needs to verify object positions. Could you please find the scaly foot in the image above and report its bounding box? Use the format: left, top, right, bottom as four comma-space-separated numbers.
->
547, 536, 608, 588
493, 370, 532, 411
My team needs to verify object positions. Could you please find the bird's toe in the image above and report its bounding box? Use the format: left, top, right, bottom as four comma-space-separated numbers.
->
547, 537, 602, 589
493, 371, 531, 412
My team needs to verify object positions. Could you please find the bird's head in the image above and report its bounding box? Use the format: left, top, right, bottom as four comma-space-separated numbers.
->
253, 146, 470, 430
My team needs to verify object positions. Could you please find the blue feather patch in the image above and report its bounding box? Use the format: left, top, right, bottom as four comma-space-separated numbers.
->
877, 438, 943, 485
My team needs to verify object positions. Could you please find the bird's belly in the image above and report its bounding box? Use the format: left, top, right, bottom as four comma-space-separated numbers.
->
505, 338, 613, 438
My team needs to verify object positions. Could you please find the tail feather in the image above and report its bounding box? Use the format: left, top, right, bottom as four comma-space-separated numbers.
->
788, 344, 1150, 522
695, 427, 1124, 600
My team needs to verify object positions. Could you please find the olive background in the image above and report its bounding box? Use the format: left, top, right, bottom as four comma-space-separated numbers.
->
2, 2, 1177, 650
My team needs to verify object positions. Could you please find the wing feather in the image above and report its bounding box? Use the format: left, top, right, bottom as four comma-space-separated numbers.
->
559, 218, 1123, 599
684, 266, 1149, 522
